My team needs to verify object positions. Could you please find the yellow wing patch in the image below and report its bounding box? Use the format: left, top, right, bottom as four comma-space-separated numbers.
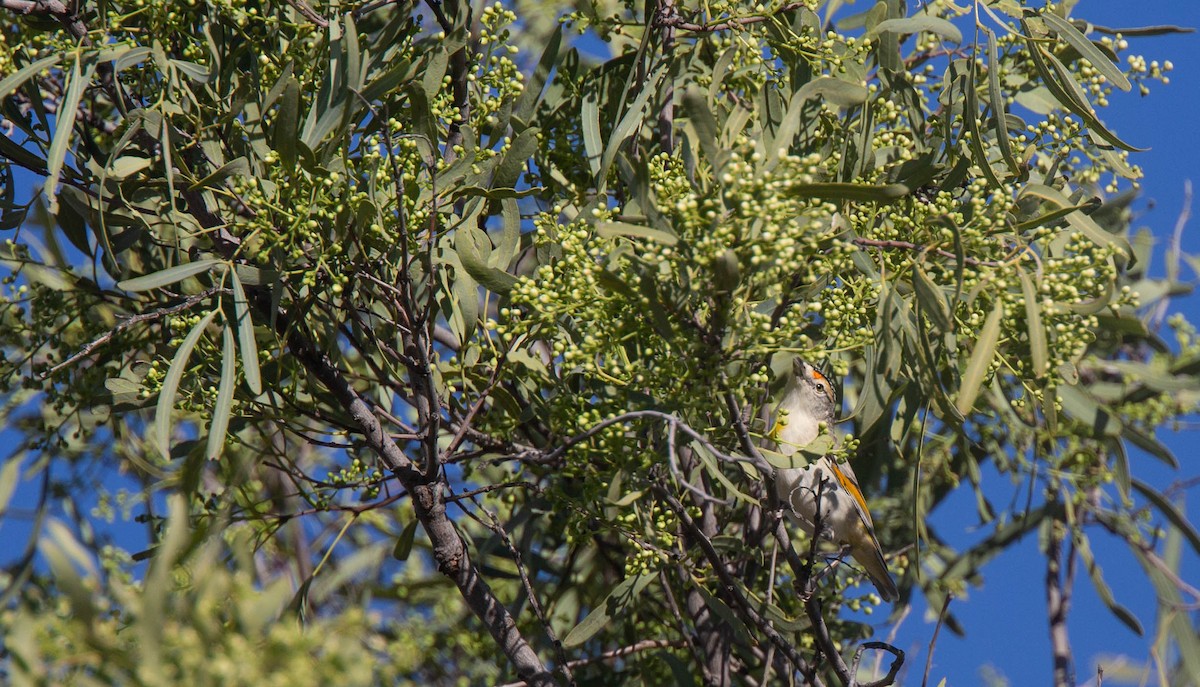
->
827, 460, 872, 525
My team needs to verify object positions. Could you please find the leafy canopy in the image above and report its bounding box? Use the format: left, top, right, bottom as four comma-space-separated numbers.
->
0, 0, 1197, 685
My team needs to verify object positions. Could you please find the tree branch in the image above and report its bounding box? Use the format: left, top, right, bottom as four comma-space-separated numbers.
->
1045, 518, 1075, 687
0, 0, 89, 42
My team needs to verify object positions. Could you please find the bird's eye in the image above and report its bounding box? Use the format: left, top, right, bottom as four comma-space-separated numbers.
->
815, 383, 825, 393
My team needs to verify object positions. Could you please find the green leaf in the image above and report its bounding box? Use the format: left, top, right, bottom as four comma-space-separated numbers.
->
1017, 269, 1048, 378
513, 24, 562, 124
1073, 530, 1144, 635
783, 181, 909, 203
455, 224, 516, 293
156, 309, 219, 462
1020, 184, 1132, 258
0, 53, 62, 100
868, 16, 962, 44
117, 258, 222, 291
983, 27, 1022, 178
106, 156, 153, 179
963, 59, 1005, 190
1110, 439, 1131, 504
490, 127, 538, 190
0, 454, 22, 514
955, 300, 1003, 416
206, 321, 236, 461
274, 77, 301, 169
170, 58, 212, 83
1057, 385, 1121, 437
44, 56, 94, 213
680, 86, 720, 171
187, 156, 250, 192
581, 92, 602, 178
1131, 479, 1200, 556
913, 266, 952, 332
392, 520, 419, 561
595, 221, 679, 246
1022, 21, 1144, 152
229, 268, 262, 395
1039, 12, 1131, 92
600, 63, 668, 185
562, 572, 655, 647
693, 442, 757, 505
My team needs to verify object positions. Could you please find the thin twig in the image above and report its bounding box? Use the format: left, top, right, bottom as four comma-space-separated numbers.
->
921, 594, 952, 687
655, 0, 810, 33
653, 479, 820, 682
852, 237, 1004, 267
462, 495, 575, 686
283, 0, 329, 27
0, 0, 89, 41
496, 640, 685, 687
44, 288, 227, 377
852, 642, 906, 687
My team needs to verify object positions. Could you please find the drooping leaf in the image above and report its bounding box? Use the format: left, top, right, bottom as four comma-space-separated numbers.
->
205, 321, 237, 461
117, 259, 222, 292
156, 309, 219, 461
562, 572, 656, 647
955, 300, 1003, 416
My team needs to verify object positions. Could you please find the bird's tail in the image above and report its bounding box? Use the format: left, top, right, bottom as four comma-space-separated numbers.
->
851, 540, 899, 602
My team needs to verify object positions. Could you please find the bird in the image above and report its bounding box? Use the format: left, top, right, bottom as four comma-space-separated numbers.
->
769, 358, 899, 602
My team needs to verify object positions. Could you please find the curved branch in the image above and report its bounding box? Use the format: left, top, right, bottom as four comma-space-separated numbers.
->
0, 0, 89, 42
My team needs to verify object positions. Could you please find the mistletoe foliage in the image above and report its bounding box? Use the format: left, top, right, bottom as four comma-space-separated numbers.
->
0, 1, 1197, 685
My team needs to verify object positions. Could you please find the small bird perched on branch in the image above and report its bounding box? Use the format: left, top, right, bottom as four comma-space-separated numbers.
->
770, 359, 899, 602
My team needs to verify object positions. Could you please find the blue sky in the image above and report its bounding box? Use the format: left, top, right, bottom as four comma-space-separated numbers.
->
1, 2, 1198, 685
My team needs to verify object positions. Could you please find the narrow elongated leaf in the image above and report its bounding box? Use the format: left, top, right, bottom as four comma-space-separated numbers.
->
274, 78, 301, 169
0, 53, 62, 99
491, 127, 538, 190
1020, 184, 1132, 257
1040, 12, 1131, 92
595, 221, 679, 246
1110, 439, 1131, 504
513, 24, 562, 123
0, 455, 21, 514
0, 133, 48, 174
107, 156, 153, 179
392, 520, 419, 561
117, 258, 221, 291
956, 301, 1003, 416
783, 182, 909, 202
913, 267, 952, 331
983, 27, 1022, 178
692, 442, 757, 505
963, 59, 1005, 190
600, 63, 668, 183
187, 157, 249, 191
156, 309, 219, 461
581, 93, 602, 177
1073, 531, 1144, 635
680, 86, 720, 170
206, 322, 236, 461
868, 16, 962, 44
1017, 269, 1048, 378
44, 57, 93, 213
1131, 479, 1200, 556
229, 268, 262, 395
1022, 22, 1144, 152
491, 197, 521, 269
1058, 384, 1122, 437
562, 572, 655, 647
